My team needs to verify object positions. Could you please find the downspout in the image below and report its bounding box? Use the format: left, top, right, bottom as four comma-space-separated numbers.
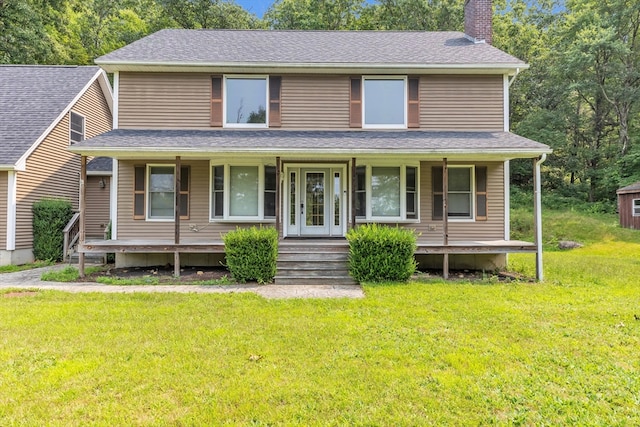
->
534, 153, 547, 281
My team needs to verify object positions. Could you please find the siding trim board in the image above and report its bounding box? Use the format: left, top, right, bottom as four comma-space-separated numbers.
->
6, 171, 16, 250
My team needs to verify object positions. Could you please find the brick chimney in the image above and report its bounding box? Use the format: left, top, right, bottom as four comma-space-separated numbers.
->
464, 0, 493, 45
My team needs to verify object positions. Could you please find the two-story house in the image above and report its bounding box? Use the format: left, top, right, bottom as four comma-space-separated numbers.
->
71, 0, 551, 281
0, 65, 112, 266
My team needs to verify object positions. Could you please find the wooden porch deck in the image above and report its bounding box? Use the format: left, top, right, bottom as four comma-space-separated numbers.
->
81, 238, 536, 254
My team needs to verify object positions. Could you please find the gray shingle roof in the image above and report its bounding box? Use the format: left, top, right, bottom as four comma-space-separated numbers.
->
96, 29, 525, 69
617, 182, 640, 194
87, 156, 113, 173
0, 65, 101, 166
70, 129, 550, 158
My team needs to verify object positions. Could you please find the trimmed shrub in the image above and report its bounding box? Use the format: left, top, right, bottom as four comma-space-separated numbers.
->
346, 224, 417, 283
223, 226, 278, 284
32, 199, 73, 262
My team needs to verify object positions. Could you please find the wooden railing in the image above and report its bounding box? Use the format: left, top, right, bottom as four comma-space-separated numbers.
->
62, 212, 80, 262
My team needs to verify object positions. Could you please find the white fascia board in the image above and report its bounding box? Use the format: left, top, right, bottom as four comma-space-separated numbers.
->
6, 171, 16, 251
96, 61, 530, 75
110, 159, 118, 240
86, 170, 113, 176
67, 146, 552, 161
113, 72, 119, 129
16, 69, 109, 169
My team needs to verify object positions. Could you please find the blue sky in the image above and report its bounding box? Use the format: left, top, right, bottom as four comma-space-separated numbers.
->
237, 0, 274, 18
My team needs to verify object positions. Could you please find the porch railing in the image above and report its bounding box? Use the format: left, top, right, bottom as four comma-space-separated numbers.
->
62, 212, 80, 262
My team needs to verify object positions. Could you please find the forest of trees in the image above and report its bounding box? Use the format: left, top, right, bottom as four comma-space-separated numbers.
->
2, 0, 639, 209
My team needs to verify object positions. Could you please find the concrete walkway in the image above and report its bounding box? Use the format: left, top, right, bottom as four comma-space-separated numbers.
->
0, 264, 364, 299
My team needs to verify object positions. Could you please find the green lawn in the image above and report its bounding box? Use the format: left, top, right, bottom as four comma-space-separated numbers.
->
1, 211, 639, 425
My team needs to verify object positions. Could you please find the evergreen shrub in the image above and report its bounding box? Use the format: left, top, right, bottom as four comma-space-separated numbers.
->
32, 198, 73, 262
223, 226, 278, 284
346, 224, 417, 283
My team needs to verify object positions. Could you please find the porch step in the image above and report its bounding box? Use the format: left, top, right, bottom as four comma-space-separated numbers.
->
275, 240, 357, 286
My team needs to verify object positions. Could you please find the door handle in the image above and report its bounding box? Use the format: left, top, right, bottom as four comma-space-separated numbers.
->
300, 203, 304, 214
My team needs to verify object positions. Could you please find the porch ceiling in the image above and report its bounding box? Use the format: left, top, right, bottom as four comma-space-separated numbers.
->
69, 129, 551, 161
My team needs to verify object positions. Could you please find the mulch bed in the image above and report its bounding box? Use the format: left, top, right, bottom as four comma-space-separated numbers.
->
77, 265, 235, 284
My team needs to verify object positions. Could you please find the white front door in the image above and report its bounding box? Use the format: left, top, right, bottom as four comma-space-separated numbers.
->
286, 166, 345, 237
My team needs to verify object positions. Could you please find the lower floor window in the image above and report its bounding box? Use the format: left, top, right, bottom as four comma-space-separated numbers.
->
432, 165, 486, 221
357, 164, 418, 221
211, 164, 276, 220
145, 165, 190, 220
634, 199, 640, 216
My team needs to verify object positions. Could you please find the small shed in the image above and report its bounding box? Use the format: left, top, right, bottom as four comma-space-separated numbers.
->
617, 182, 640, 230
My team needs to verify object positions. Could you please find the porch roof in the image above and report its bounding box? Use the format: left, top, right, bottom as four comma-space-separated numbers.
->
70, 129, 551, 160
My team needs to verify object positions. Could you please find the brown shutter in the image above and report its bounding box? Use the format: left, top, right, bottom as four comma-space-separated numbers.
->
408, 77, 420, 128
134, 165, 145, 219
211, 76, 223, 127
269, 76, 282, 127
476, 166, 487, 221
432, 166, 443, 220
349, 77, 362, 128
179, 166, 190, 219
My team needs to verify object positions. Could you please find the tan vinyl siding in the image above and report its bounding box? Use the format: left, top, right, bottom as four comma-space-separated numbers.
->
117, 160, 270, 240
420, 75, 504, 131
118, 73, 212, 128
86, 176, 110, 238
410, 161, 504, 243
15, 81, 112, 250
281, 75, 350, 129
0, 172, 7, 249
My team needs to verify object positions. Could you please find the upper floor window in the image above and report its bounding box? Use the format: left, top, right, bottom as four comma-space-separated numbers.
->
362, 77, 407, 129
70, 111, 85, 144
224, 76, 268, 128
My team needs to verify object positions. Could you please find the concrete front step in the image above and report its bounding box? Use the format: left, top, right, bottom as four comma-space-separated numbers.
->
275, 239, 355, 285
278, 252, 348, 262
274, 276, 357, 286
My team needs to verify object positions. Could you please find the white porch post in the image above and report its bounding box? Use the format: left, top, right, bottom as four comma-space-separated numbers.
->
534, 154, 547, 281
79, 156, 86, 277
6, 171, 17, 251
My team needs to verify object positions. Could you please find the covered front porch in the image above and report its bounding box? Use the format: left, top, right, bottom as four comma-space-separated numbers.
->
71, 129, 550, 281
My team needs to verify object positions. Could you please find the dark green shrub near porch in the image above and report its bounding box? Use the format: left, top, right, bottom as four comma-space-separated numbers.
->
32, 198, 73, 262
346, 224, 417, 283
223, 226, 278, 284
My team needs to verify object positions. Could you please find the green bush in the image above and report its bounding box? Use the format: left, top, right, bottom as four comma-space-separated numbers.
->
32, 199, 73, 262
223, 226, 278, 284
346, 224, 417, 283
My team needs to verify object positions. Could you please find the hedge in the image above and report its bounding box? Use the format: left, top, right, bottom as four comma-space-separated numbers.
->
32, 198, 73, 262
223, 226, 278, 284
346, 224, 417, 283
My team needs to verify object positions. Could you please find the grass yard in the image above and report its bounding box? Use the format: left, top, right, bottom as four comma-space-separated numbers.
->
1, 211, 639, 425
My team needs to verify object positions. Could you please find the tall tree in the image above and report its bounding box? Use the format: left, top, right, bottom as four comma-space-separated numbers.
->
265, 0, 364, 30
161, 0, 262, 29
0, 0, 51, 63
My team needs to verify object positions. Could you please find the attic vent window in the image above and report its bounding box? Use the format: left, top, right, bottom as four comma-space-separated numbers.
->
70, 112, 85, 144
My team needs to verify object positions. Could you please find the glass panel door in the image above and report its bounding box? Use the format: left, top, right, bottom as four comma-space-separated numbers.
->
301, 169, 330, 236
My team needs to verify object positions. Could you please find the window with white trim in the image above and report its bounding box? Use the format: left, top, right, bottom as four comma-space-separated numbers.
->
145, 165, 189, 221
356, 165, 419, 221
70, 111, 85, 144
211, 164, 276, 220
633, 199, 640, 216
432, 165, 487, 221
362, 77, 407, 128
224, 76, 268, 127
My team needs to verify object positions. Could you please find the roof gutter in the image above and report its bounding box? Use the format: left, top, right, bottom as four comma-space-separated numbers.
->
96, 60, 529, 75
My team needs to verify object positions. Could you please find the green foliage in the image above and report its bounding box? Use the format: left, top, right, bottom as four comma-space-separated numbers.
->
222, 226, 278, 284
40, 266, 102, 282
32, 199, 73, 262
346, 224, 417, 283
0, 260, 54, 274
3, 226, 640, 424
